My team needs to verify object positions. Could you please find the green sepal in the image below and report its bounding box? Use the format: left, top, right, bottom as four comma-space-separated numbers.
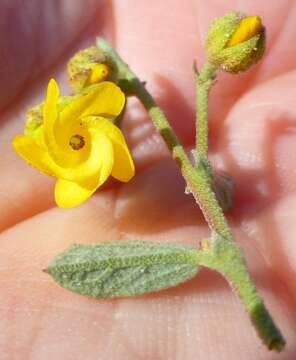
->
67, 46, 117, 93
46, 240, 200, 298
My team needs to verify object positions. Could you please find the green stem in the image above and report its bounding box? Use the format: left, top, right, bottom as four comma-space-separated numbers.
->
131, 75, 231, 240
97, 38, 285, 351
97, 38, 231, 239
194, 236, 285, 351
195, 62, 218, 160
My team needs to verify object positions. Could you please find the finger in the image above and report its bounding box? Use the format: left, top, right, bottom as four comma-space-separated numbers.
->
1, 211, 295, 359
0, 194, 120, 359
219, 70, 296, 206
113, 0, 296, 144
0, 0, 109, 112
218, 69, 296, 303
2, 0, 293, 229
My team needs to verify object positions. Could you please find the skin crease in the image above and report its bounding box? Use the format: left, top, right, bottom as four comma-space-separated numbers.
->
0, 0, 296, 358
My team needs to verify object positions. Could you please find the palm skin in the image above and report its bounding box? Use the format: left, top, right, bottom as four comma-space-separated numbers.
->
0, 0, 296, 359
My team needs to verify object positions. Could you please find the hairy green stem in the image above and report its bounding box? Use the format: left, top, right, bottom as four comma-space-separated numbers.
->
129, 73, 231, 240
97, 38, 231, 239
194, 235, 285, 351
97, 38, 285, 351
195, 62, 218, 160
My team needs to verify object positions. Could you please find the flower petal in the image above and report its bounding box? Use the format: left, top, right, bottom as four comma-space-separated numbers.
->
54, 133, 114, 208
83, 131, 114, 183
227, 16, 262, 47
12, 135, 54, 176
85, 117, 135, 182
55, 142, 113, 208
42, 79, 86, 168
59, 81, 125, 129
55, 179, 95, 208
111, 140, 135, 182
43, 79, 60, 152
65, 131, 114, 183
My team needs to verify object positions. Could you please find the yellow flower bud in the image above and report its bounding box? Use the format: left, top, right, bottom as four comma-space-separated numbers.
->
227, 16, 262, 47
206, 12, 265, 73
68, 47, 115, 93
86, 63, 110, 85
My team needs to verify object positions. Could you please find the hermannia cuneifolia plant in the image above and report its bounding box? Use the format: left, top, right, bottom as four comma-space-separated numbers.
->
12, 11, 286, 352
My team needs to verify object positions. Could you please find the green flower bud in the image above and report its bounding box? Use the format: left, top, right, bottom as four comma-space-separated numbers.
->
206, 11, 265, 73
67, 47, 116, 93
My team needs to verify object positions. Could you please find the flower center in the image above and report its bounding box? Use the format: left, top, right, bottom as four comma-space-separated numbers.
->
69, 134, 85, 150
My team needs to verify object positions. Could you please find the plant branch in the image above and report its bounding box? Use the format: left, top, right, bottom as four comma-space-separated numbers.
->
97, 38, 231, 239
195, 62, 218, 161
97, 37, 286, 351
195, 235, 285, 351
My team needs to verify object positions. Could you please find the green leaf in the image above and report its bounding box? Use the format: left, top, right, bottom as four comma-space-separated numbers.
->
46, 240, 200, 298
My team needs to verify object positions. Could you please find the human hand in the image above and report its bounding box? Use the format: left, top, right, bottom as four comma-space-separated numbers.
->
1, 1, 295, 359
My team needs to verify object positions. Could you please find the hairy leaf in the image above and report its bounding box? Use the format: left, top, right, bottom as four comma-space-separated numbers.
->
46, 240, 200, 297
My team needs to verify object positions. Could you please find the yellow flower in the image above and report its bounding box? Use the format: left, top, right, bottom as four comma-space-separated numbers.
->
227, 16, 262, 47
13, 79, 135, 208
